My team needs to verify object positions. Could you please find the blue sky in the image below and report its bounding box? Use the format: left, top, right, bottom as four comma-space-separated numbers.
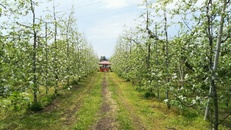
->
1, 0, 143, 58
75, 0, 142, 58
2, 0, 183, 58
49, 0, 142, 58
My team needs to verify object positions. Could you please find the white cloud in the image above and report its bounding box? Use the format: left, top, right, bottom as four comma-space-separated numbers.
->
153, 0, 204, 10
101, 0, 140, 9
83, 11, 140, 57
41, 0, 141, 57
88, 23, 121, 40
103, 0, 127, 9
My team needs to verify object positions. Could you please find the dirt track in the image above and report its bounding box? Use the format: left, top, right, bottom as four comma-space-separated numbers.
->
91, 72, 146, 130
1, 72, 216, 130
92, 73, 119, 130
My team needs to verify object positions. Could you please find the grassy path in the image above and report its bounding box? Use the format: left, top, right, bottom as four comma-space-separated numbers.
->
107, 73, 210, 130
108, 73, 146, 129
91, 73, 119, 130
0, 73, 103, 130
1, 72, 219, 130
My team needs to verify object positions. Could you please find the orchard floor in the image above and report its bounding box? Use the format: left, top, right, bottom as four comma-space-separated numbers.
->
0, 72, 228, 130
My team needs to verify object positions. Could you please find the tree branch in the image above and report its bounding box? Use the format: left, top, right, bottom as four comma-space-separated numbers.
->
123, 37, 145, 52
221, 19, 231, 43
145, 1, 159, 41
0, 3, 16, 14
181, 16, 192, 32
218, 112, 231, 125
174, 95, 197, 110
0, 3, 7, 9
16, 22, 32, 28
221, 35, 230, 43
227, 0, 230, 4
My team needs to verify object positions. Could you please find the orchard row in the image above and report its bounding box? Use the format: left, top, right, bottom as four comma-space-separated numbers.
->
0, 0, 98, 110
110, 0, 231, 129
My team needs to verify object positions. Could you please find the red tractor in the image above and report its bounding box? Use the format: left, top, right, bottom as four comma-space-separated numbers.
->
99, 61, 111, 72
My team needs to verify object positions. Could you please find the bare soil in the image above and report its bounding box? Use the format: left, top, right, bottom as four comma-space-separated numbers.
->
92, 73, 119, 130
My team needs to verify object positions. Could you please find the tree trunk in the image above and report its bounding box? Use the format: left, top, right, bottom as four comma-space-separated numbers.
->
30, 0, 38, 104
66, 28, 70, 87
45, 22, 48, 95
53, 0, 58, 96
204, 0, 214, 121
155, 24, 160, 99
164, 10, 170, 109
66, 11, 72, 87
204, 1, 227, 130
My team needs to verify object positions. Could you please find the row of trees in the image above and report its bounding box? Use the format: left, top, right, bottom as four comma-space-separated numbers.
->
110, 0, 231, 129
0, 0, 98, 110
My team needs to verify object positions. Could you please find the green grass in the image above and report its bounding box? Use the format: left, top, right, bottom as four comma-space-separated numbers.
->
74, 73, 103, 129
108, 77, 134, 129
0, 73, 102, 130
1, 72, 229, 130
107, 72, 212, 130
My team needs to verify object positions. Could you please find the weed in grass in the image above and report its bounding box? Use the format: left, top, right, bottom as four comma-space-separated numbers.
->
28, 102, 43, 111
18, 112, 60, 129
70, 80, 79, 85
41, 96, 53, 106
116, 110, 133, 130
144, 91, 156, 99
135, 86, 143, 92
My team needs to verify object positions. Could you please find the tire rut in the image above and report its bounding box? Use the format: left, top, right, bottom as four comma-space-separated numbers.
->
92, 73, 119, 130
109, 74, 146, 130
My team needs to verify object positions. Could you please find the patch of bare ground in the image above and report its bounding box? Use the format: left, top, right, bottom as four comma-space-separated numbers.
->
92, 73, 119, 130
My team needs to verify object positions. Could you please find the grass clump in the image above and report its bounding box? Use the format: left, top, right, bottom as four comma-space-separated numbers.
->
144, 91, 155, 99
28, 102, 43, 111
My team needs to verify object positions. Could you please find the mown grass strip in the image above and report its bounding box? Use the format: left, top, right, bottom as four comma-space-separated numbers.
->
107, 73, 141, 130
108, 80, 133, 129
0, 73, 101, 130
74, 72, 103, 130
108, 72, 212, 130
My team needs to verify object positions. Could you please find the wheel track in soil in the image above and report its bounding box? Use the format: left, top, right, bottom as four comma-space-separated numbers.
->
92, 73, 146, 130
92, 73, 119, 130
108, 73, 147, 130
43, 72, 146, 129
